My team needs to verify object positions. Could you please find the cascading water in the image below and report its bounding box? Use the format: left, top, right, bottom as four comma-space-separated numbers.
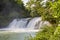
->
8, 17, 42, 30
0, 17, 51, 32
27, 17, 42, 29
0, 17, 51, 40
8, 18, 30, 28
8, 19, 18, 28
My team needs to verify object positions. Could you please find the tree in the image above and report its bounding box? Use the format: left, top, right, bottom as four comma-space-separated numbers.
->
26, 0, 60, 40
26, 0, 60, 26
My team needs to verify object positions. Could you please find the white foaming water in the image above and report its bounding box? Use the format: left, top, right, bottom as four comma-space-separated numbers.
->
0, 17, 51, 32
8, 17, 42, 29
8, 19, 17, 29
9, 18, 30, 29
7, 17, 40, 32
27, 17, 42, 29
0, 17, 51, 40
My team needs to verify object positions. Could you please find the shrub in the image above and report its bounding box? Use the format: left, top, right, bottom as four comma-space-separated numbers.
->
27, 26, 60, 40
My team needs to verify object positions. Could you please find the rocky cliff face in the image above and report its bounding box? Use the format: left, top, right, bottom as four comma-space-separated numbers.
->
0, 0, 29, 28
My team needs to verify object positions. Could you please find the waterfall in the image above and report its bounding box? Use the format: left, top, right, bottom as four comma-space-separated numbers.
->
8, 19, 18, 28
0, 17, 51, 32
27, 17, 42, 29
8, 17, 42, 29
8, 18, 30, 29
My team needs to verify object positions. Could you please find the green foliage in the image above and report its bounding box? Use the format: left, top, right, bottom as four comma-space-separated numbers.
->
15, 0, 23, 4
49, 26, 60, 40
26, 0, 60, 26
28, 26, 60, 40
26, 0, 60, 40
